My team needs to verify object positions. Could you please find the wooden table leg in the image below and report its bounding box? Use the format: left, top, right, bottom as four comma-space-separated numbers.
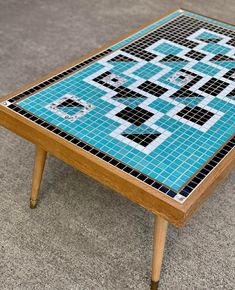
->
151, 215, 168, 290
30, 146, 47, 209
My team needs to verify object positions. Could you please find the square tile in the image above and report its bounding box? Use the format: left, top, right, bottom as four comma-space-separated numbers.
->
45, 93, 94, 122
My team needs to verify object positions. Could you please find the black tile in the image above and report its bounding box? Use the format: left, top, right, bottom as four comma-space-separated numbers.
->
145, 178, 154, 185
113, 86, 146, 99
93, 71, 116, 89
159, 186, 170, 193
177, 106, 214, 126
30, 115, 38, 122
223, 68, 235, 81
152, 182, 161, 189
123, 166, 132, 173
103, 155, 112, 162
117, 163, 126, 169
84, 145, 92, 151
180, 189, 191, 197
172, 88, 202, 98
47, 125, 56, 131
110, 159, 119, 166
35, 119, 43, 125
78, 141, 86, 148
138, 81, 168, 97
13, 106, 21, 112
167, 190, 177, 198
138, 173, 147, 181
108, 54, 136, 62
90, 148, 99, 155
71, 139, 79, 144
185, 50, 206, 61
116, 106, 154, 126
211, 54, 235, 62
8, 104, 16, 109
199, 77, 229, 96
97, 152, 105, 158
58, 98, 83, 108
122, 46, 157, 61
53, 128, 61, 134
131, 170, 140, 177
59, 132, 67, 138
161, 54, 188, 63
122, 133, 160, 147
65, 135, 73, 141
187, 181, 198, 188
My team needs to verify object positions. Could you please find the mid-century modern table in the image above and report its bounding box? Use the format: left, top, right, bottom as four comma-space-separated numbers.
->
0, 9, 234, 289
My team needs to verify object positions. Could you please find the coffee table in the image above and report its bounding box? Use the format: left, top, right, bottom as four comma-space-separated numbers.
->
1, 9, 234, 289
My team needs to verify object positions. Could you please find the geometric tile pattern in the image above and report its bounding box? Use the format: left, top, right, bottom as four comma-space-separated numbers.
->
2, 10, 235, 203
45, 93, 94, 122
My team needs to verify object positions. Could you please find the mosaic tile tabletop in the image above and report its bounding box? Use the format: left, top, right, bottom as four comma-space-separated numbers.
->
2, 10, 235, 203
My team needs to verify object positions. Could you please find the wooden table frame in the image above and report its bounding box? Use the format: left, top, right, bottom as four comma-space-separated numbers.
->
0, 9, 234, 289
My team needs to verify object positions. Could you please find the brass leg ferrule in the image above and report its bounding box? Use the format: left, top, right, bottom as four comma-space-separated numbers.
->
151, 280, 159, 290
30, 198, 38, 209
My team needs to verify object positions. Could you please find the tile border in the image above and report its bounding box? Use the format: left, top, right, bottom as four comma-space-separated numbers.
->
1, 11, 235, 203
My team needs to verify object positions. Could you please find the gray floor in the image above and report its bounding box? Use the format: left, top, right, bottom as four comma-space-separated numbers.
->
0, 1, 235, 289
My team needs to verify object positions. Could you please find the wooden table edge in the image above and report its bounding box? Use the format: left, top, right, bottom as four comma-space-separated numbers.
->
2, 104, 233, 227
0, 106, 186, 227
181, 149, 235, 224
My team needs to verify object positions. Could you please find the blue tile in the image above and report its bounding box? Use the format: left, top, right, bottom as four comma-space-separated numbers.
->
15, 10, 235, 197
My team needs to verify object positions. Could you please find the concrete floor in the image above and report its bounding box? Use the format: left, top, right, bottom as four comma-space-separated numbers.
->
0, 1, 234, 289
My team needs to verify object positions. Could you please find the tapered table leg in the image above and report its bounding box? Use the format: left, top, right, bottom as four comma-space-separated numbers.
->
30, 146, 47, 208
151, 215, 168, 290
